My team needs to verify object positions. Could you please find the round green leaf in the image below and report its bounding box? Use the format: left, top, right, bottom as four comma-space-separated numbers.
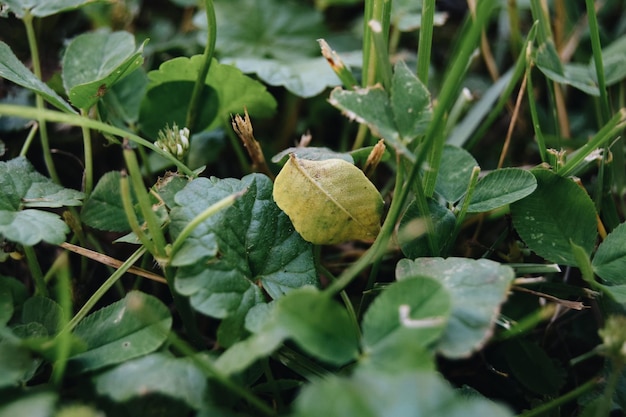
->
275, 287, 360, 365
62, 31, 146, 110
139, 55, 276, 138
273, 154, 383, 245
592, 222, 626, 284
292, 370, 514, 417
67, 291, 172, 374
95, 353, 209, 410
362, 277, 451, 355
139, 81, 219, 139
510, 169, 597, 266
435, 145, 478, 203
466, 168, 537, 213
398, 197, 456, 258
396, 257, 514, 358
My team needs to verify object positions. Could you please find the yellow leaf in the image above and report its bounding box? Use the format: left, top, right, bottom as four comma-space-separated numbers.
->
273, 154, 383, 245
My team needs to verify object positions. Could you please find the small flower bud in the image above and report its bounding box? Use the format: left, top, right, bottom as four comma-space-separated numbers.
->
154, 123, 190, 160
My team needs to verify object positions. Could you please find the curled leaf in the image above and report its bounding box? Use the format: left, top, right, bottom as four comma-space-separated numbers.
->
273, 154, 383, 245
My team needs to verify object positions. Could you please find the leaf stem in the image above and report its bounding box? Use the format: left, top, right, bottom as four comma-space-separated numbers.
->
50, 252, 72, 386
23, 244, 47, 297
558, 109, 626, 177
517, 376, 602, 417
319, 264, 361, 339
22, 11, 60, 183
450, 166, 481, 251
122, 141, 168, 260
61, 246, 147, 334
167, 331, 277, 416
186, 0, 216, 132
362, 0, 391, 87
422, 1, 495, 196
585, 0, 610, 125
416, 0, 435, 84
169, 190, 243, 261
80, 109, 94, 195
0, 104, 195, 176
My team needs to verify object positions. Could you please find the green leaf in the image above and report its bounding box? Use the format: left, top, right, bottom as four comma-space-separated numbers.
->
62, 31, 146, 110
95, 353, 209, 410
390, 61, 432, 142
466, 168, 537, 213
510, 169, 597, 266
273, 155, 384, 244
0, 340, 35, 388
172, 174, 317, 346
435, 145, 478, 203
2, 0, 99, 17
0, 41, 76, 113
0, 210, 69, 246
398, 198, 456, 258
81, 171, 138, 232
329, 85, 399, 144
67, 291, 171, 374
396, 257, 514, 358
361, 277, 451, 369
601, 35, 626, 86
139, 56, 276, 138
502, 339, 565, 395
535, 41, 599, 96
273, 287, 359, 365
21, 297, 62, 335
0, 157, 84, 210
96, 68, 148, 129
593, 222, 626, 284
224, 56, 348, 98
329, 62, 431, 149
291, 370, 514, 417
0, 391, 57, 417
271, 147, 354, 165
0, 276, 27, 326
215, 324, 287, 375
198, 0, 326, 61
217, 288, 360, 373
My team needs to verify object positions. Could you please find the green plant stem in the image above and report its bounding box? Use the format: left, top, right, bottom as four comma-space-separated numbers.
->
507, 0, 521, 57
0, 104, 195, 176
362, 0, 391, 87
122, 142, 168, 260
319, 264, 361, 339
416, 0, 435, 84
61, 246, 147, 334
595, 361, 622, 417
22, 11, 60, 183
368, 19, 393, 91
80, 109, 94, 195
168, 331, 276, 417
120, 165, 204, 347
120, 172, 154, 252
422, 1, 495, 196
526, 53, 548, 163
186, 0, 216, 132
517, 376, 602, 417
51, 252, 72, 386
169, 190, 243, 259
585, 0, 610, 125
23, 244, 47, 297
449, 166, 481, 250
19, 122, 39, 156
559, 109, 626, 177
